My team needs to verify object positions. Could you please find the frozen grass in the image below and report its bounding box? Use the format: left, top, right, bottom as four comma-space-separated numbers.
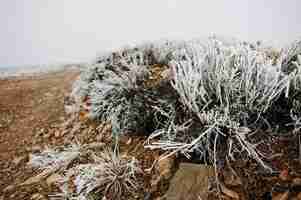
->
87, 63, 155, 136
28, 145, 141, 200
28, 143, 82, 172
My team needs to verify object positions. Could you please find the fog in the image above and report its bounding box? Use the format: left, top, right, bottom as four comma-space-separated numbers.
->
0, 0, 300, 67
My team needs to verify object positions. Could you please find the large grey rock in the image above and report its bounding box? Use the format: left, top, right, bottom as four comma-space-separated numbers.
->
164, 163, 214, 200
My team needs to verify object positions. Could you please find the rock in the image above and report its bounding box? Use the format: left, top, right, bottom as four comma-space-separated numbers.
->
126, 138, 132, 145
54, 130, 61, 138
31, 145, 41, 152
30, 193, 46, 200
222, 169, 242, 187
9, 193, 17, 199
96, 134, 103, 142
46, 173, 62, 186
20, 169, 54, 186
297, 192, 301, 200
220, 184, 240, 199
279, 169, 290, 181
164, 163, 214, 200
157, 155, 176, 180
150, 176, 161, 193
150, 155, 175, 192
272, 191, 289, 200
85, 142, 105, 149
119, 135, 130, 144
60, 129, 68, 137
144, 192, 152, 200
293, 178, 301, 186
12, 155, 28, 166
3, 184, 14, 193
43, 133, 51, 139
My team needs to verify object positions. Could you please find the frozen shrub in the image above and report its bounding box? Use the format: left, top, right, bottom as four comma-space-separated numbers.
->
146, 38, 291, 171
71, 36, 301, 173
87, 63, 155, 135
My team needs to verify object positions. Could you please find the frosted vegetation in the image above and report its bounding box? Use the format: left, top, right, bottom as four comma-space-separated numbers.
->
72, 37, 301, 165
30, 144, 141, 200
28, 36, 301, 199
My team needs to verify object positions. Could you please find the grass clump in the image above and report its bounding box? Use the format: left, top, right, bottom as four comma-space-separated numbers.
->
28, 144, 141, 200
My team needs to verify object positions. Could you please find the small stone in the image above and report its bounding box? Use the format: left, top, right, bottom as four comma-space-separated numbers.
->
119, 135, 130, 144
12, 155, 28, 166
279, 169, 290, 181
9, 193, 16, 199
46, 173, 62, 186
293, 178, 301, 186
164, 163, 215, 200
150, 176, 161, 193
297, 192, 301, 200
30, 193, 46, 200
60, 129, 68, 137
272, 191, 289, 200
85, 142, 105, 149
20, 169, 53, 186
43, 133, 50, 139
156, 155, 176, 180
3, 184, 14, 193
144, 192, 151, 200
31, 145, 41, 152
126, 138, 132, 145
54, 130, 61, 138
220, 184, 240, 199
96, 134, 103, 142
223, 169, 242, 186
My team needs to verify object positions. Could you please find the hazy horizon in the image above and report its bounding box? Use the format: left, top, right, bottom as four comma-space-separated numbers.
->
1, 0, 300, 67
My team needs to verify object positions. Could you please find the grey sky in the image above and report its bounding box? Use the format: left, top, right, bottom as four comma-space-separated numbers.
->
0, 0, 300, 67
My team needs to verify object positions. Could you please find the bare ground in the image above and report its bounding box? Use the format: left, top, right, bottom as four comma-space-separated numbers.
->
0, 70, 80, 199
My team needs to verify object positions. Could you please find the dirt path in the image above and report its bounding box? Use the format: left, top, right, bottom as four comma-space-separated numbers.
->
0, 69, 79, 199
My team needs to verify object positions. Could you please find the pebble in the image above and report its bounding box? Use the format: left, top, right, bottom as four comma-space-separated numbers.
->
54, 130, 61, 138
297, 192, 301, 200
293, 178, 301, 186
31, 145, 41, 152
3, 184, 14, 193
220, 184, 240, 199
46, 173, 62, 186
272, 191, 289, 200
12, 155, 28, 166
30, 193, 46, 200
157, 155, 175, 179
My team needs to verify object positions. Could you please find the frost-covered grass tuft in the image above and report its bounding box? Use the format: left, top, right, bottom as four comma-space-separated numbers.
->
54, 151, 140, 200
28, 145, 141, 200
28, 143, 82, 171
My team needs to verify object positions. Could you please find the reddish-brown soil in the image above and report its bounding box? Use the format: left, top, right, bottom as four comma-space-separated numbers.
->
0, 70, 80, 199
0, 70, 163, 200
